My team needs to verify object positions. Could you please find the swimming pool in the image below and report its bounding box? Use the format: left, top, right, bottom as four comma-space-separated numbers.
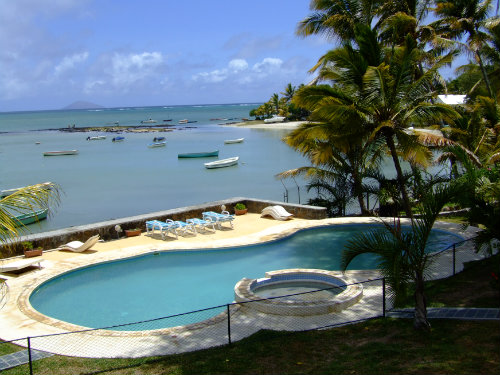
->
29, 224, 463, 330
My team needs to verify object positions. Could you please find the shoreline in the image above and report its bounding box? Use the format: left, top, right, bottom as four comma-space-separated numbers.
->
222, 120, 306, 130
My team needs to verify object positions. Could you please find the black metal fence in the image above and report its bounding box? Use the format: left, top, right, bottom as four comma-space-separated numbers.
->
0, 235, 494, 374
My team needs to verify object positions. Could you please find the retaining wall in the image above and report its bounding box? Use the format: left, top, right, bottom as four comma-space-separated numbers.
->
2, 198, 326, 257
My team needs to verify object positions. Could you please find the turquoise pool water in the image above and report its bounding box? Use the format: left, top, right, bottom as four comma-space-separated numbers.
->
29, 224, 462, 330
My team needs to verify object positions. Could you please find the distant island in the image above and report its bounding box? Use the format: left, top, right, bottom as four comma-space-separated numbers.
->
63, 101, 104, 110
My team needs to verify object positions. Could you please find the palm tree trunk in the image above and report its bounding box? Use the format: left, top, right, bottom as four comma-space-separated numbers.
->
385, 135, 413, 219
476, 50, 495, 100
414, 273, 431, 330
352, 169, 369, 215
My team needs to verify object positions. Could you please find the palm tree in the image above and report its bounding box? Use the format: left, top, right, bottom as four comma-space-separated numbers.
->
1, 182, 61, 255
295, 24, 458, 217
433, 0, 497, 99
280, 83, 296, 103
279, 121, 382, 215
296, 0, 381, 43
341, 184, 456, 330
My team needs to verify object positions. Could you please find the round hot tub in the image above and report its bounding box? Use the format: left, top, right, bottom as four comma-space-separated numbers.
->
234, 269, 363, 316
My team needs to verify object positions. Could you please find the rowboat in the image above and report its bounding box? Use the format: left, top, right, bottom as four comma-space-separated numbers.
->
204, 156, 239, 169
153, 136, 166, 142
224, 138, 244, 144
178, 119, 188, 124
178, 150, 219, 158
1, 182, 52, 198
264, 116, 286, 123
141, 118, 157, 124
87, 136, 106, 140
112, 136, 125, 142
10, 208, 48, 226
43, 150, 78, 156
148, 141, 167, 148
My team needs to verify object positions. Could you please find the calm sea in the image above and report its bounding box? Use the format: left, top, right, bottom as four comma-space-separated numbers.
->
0, 104, 312, 234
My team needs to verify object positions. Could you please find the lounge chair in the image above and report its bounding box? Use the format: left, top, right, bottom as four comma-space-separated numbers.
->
146, 220, 178, 239
202, 211, 235, 229
187, 217, 216, 232
173, 220, 197, 236
57, 234, 100, 252
0, 258, 43, 273
261, 205, 293, 221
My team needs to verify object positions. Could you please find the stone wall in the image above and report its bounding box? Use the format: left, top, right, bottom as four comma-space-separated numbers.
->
2, 198, 326, 257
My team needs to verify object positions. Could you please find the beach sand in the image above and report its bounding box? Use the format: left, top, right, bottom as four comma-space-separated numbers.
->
224, 120, 306, 130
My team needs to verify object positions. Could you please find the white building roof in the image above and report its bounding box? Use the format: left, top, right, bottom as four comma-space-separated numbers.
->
437, 94, 466, 105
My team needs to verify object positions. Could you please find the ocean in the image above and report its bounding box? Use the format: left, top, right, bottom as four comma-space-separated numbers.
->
0, 104, 312, 234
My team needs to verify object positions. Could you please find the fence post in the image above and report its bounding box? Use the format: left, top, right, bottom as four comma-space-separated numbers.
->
382, 278, 386, 317
27, 337, 33, 375
452, 244, 456, 276
227, 304, 232, 345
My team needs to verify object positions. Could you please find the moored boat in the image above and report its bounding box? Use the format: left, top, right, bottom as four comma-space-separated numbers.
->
264, 116, 286, 123
153, 136, 166, 142
178, 119, 188, 124
1, 182, 52, 198
224, 138, 244, 144
204, 156, 239, 169
87, 136, 106, 140
178, 150, 219, 158
10, 208, 48, 226
43, 150, 78, 156
112, 136, 125, 142
147, 141, 167, 148
141, 118, 157, 124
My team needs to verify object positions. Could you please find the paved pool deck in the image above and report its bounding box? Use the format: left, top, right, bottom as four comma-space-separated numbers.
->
0, 215, 487, 358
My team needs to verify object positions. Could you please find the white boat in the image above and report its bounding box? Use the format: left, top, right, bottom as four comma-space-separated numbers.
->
178, 119, 189, 124
264, 116, 286, 123
43, 150, 79, 156
87, 136, 106, 140
224, 138, 244, 144
148, 141, 167, 148
141, 118, 157, 124
1, 182, 52, 198
204, 156, 239, 169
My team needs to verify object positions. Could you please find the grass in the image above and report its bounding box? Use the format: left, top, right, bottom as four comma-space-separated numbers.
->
1, 252, 498, 375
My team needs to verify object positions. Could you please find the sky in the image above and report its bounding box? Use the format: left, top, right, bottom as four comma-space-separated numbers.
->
0, 0, 331, 112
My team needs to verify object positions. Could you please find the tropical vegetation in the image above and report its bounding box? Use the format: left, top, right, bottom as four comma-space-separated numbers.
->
273, 0, 500, 329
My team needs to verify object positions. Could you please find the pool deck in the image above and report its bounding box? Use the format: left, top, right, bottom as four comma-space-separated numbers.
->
0, 215, 484, 358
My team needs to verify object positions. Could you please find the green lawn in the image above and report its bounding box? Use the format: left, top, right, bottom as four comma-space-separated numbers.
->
1, 253, 498, 375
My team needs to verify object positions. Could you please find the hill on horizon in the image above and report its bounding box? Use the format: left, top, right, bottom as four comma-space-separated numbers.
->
63, 101, 104, 110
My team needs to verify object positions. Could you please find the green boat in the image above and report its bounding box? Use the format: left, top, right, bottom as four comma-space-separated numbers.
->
178, 150, 219, 158
10, 208, 48, 226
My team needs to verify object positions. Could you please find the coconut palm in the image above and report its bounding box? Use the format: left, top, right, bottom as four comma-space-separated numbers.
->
433, 0, 497, 99
341, 183, 456, 330
294, 24, 458, 217
279, 120, 383, 215
0, 182, 61, 255
296, 0, 381, 43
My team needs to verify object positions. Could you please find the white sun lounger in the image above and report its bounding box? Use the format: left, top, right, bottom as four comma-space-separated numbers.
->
187, 217, 216, 232
202, 211, 235, 229
261, 205, 294, 221
57, 234, 100, 252
0, 258, 43, 273
146, 220, 178, 239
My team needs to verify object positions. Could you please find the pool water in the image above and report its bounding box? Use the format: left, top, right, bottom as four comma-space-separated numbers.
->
30, 224, 462, 330
253, 281, 343, 301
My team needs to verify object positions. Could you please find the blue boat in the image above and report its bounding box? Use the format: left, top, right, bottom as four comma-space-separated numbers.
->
153, 136, 166, 142
112, 136, 125, 142
178, 150, 219, 158
148, 141, 167, 148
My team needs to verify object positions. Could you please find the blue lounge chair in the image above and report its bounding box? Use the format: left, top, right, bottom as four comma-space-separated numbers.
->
202, 211, 235, 229
173, 220, 197, 236
146, 220, 178, 239
187, 217, 216, 232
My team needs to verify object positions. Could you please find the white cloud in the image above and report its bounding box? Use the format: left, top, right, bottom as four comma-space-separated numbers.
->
54, 52, 89, 75
228, 59, 248, 72
252, 58, 283, 73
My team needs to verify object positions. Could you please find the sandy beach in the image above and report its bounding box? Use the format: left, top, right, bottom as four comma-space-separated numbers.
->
224, 120, 306, 130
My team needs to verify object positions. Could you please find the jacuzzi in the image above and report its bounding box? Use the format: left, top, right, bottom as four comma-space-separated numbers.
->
234, 269, 363, 316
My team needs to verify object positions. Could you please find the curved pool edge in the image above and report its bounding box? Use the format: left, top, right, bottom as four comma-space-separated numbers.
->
1, 217, 482, 357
